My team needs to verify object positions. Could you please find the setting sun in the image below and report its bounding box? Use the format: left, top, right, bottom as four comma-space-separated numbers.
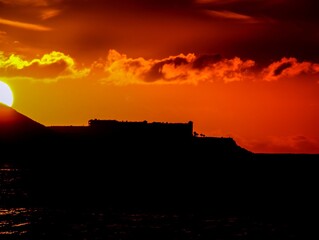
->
0, 81, 14, 107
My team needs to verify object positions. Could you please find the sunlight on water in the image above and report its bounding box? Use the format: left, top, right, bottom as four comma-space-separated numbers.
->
0, 168, 30, 205
0, 208, 32, 236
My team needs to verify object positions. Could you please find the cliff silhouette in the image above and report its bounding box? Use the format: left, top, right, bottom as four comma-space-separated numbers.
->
0, 105, 252, 165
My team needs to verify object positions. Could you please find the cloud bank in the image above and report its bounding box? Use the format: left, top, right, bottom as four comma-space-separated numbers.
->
262, 57, 319, 81
0, 51, 89, 80
1, 49, 319, 84
90, 49, 255, 85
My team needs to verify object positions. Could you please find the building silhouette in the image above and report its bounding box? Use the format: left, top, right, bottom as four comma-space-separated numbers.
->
49, 119, 193, 141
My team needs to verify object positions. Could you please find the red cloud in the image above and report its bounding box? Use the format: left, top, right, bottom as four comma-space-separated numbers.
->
244, 135, 319, 154
262, 57, 319, 81
90, 49, 255, 85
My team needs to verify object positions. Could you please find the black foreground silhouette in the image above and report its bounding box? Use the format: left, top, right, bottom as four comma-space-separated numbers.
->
1, 103, 318, 221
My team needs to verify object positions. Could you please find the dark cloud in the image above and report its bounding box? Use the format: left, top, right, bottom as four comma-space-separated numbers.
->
144, 57, 189, 82
250, 135, 319, 154
195, 0, 319, 22
262, 57, 319, 81
273, 62, 293, 76
61, 0, 194, 14
292, 136, 319, 153
192, 0, 319, 63
192, 54, 222, 69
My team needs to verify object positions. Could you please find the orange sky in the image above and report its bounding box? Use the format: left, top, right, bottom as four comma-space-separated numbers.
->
1, 0, 319, 153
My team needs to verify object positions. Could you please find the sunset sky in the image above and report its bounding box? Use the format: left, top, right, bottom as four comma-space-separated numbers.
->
1, 0, 319, 153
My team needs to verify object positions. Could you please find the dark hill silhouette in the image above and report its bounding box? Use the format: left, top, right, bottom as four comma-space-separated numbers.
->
0, 104, 54, 161
0, 103, 47, 141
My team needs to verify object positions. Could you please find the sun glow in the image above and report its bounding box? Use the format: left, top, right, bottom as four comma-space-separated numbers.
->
0, 81, 14, 107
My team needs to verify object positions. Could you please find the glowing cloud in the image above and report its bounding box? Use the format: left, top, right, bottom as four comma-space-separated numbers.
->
262, 57, 319, 81
0, 17, 51, 31
90, 49, 153, 85
205, 10, 258, 23
90, 49, 255, 85
3, 49, 319, 86
41, 9, 61, 20
0, 51, 89, 80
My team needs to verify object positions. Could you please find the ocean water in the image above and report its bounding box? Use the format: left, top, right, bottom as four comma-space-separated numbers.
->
0, 205, 301, 240
0, 158, 318, 240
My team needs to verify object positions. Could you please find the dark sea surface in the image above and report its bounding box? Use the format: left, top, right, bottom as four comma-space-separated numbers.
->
1, 154, 319, 239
